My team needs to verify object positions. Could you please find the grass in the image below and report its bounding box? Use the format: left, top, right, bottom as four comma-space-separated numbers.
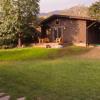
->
0, 46, 100, 100
0, 47, 57, 60
0, 46, 89, 60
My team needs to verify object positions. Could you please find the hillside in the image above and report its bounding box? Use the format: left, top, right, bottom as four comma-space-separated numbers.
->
40, 5, 89, 18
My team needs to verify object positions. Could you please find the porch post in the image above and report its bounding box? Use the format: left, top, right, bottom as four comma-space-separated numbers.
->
86, 29, 89, 47
52, 28, 54, 41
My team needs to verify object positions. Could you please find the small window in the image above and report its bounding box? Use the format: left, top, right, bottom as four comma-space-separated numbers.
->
56, 19, 59, 25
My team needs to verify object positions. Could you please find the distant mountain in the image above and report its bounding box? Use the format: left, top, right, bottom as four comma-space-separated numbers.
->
39, 5, 89, 18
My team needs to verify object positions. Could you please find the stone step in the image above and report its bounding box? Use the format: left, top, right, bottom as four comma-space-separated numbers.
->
0, 96, 10, 100
0, 93, 26, 100
17, 97, 26, 100
0, 93, 6, 97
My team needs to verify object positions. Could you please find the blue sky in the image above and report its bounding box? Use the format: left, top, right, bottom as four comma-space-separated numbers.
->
40, 0, 98, 13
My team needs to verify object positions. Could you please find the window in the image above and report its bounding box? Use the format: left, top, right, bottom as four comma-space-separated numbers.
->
56, 19, 59, 25
58, 28, 62, 38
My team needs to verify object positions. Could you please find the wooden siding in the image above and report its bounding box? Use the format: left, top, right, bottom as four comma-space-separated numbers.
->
42, 18, 87, 45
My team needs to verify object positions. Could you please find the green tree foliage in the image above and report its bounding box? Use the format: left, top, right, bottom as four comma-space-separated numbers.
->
89, 1, 100, 20
0, 0, 40, 48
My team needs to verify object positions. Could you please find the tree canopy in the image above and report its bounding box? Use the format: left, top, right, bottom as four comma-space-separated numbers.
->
89, 1, 100, 20
0, 0, 40, 48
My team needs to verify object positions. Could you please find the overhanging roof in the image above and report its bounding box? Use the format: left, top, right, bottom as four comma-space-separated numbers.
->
41, 14, 100, 25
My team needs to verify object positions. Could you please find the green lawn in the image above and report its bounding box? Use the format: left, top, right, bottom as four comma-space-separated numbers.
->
0, 46, 89, 60
0, 47, 100, 100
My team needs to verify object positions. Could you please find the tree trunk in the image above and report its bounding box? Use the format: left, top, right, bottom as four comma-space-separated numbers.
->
18, 32, 22, 47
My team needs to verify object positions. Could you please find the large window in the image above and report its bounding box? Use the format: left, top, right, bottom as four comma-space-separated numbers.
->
58, 28, 62, 38
54, 29, 57, 40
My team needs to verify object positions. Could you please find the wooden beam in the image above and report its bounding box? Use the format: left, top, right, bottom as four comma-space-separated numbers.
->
87, 22, 96, 29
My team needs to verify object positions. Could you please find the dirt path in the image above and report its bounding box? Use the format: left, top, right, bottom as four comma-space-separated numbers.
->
81, 46, 100, 59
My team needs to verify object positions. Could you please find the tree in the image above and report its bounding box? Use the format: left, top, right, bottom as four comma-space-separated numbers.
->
0, 0, 40, 47
89, 1, 100, 20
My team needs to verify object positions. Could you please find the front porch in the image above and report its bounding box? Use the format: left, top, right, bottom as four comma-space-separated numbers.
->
34, 43, 63, 48
40, 17, 66, 45
37, 25, 66, 48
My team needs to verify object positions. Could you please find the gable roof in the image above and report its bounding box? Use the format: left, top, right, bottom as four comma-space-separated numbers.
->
41, 14, 100, 24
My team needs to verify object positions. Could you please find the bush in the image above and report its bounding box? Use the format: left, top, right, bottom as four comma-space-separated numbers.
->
0, 35, 17, 49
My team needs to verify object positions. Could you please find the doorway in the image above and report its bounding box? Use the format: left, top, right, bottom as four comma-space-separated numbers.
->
87, 21, 100, 45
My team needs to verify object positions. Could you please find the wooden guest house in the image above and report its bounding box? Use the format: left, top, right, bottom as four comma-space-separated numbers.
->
39, 14, 100, 47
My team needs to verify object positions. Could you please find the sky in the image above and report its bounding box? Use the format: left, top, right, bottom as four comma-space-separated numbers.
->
40, 0, 98, 13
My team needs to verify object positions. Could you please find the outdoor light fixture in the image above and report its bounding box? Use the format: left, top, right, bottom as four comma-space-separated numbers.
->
64, 27, 66, 30
49, 29, 51, 31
